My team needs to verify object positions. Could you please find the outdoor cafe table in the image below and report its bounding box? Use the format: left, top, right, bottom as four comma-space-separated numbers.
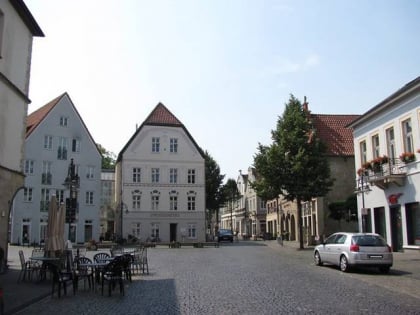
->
78, 261, 110, 285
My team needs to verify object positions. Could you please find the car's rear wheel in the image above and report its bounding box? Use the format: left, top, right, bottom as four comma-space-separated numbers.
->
314, 251, 323, 266
340, 255, 349, 272
379, 266, 390, 274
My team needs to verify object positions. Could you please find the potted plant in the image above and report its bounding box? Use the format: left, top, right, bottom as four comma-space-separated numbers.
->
399, 152, 416, 163
362, 161, 372, 170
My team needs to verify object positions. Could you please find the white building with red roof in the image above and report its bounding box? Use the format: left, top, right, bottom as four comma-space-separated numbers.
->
115, 103, 206, 243
11, 93, 102, 245
349, 77, 420, 251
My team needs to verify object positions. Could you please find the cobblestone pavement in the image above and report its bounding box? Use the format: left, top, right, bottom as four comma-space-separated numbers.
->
11, 242, 420, 315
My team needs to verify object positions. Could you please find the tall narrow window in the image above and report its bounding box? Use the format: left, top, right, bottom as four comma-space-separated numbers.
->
132, 190, 141, 210
188, 224, 196, 238
169, 168, 178, 184
169, 191, 178, 210
133, 168, 141, 183
85, 191, 94, 205
41, 161, 52, 185
23, 187, 33, 202
152, 137, 160, 153
151, 223, 160, 239
72, 138, 81, 152
170, 138, 178, 153
187, 191, 196, 210
372, 134, 380, 158
386, 127, 396, 161
402, 119, 413, 153
359, 141, 367, 165
187, 169, 196, 184
44, 135, 53, 150
151, 168, 160, 183
131, 222, 141, 238
86, 166, 95, 179
40, 188, 50, 212
56, 189, 65, 204
24, 160, 34, 175
57, 137, 68, 160
151, 190, 160, 210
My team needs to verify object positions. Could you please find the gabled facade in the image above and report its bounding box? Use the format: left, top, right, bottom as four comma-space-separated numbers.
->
349, 77, 420, 251
220, 168, 266, 238
265, 105, 360, 244
0, 0, 43, 270
11, 93, 102, 245
116, 103, 206, 243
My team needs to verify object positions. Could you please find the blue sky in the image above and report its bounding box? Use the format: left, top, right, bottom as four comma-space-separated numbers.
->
26, 0, 420, 180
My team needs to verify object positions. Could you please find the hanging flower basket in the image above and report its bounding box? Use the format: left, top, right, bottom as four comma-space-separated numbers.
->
380, 155, 389, 164
399, 152, 416, 163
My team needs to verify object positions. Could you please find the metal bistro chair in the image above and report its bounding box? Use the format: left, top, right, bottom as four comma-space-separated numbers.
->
101, 257, 125, 296
74, 256, 94, 291
46, 261, 77, 298
18, 250, 40, 282
131, 246, 148, 275
93, 252, 111, 284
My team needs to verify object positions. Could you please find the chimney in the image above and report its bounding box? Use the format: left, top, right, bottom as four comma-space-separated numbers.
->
302, 96, 309, 112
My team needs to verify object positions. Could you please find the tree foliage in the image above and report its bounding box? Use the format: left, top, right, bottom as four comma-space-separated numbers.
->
97, 144, 117, 170
221, 178, 241, 231
204, 151, 225, 226
253, 95, 333, 248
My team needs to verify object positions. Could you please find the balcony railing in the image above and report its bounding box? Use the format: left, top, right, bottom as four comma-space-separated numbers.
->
365, 158, 408, 189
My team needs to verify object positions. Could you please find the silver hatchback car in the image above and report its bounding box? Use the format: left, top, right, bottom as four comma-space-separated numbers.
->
314, 232, 393, 273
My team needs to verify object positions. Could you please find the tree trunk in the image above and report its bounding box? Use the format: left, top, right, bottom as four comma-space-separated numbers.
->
297, 196, 304, 249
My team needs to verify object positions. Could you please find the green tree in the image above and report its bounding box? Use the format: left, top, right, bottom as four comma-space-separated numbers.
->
204, 151, 225, 233
97, 144, 116, 169
221, 178, 241, 233
253, 95, 333, 249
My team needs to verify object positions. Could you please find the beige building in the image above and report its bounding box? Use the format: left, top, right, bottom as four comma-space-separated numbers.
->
0, 0, 43, 271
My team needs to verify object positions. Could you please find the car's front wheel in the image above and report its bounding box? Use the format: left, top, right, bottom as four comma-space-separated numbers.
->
340, 255, 349, 272
314, 251, 323, 266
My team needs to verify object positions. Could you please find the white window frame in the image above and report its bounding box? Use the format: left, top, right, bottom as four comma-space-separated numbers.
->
187, 224, 196, 238
132, 168, 141, 183
72, 138, 81, 153
24, 160, 34, 175
23, 187, 33, 202
402, 118, 414, 153
169, 168, 178, 184
170, 194, 178, 210
372, 134, 380, 158
59, 116, 68, 127
152, 137, 160, 153
86, 166, 95, 179
132, 190, 141, 210
151, 223, 160, 238
386, 127, 396, 161
359, 141, 367, 165
151, 168, 160, 183
187, 191, 196, 211
187, 169, 196, 184
131, 222, 141, 238
85, 191, 94, 205
170, 138, 178, 153
44, 135, 53, 150
58, 137, 68, 160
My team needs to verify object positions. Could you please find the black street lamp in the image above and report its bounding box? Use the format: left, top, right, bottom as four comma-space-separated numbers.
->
355, 173, 371, 232
63, 158, 79, 241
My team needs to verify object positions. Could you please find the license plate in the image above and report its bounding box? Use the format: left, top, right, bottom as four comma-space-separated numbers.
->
368, 255, 383, 259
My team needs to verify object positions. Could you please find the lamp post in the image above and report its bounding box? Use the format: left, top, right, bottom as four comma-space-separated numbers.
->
63, 158, 79, 242
356, 173, 371, 232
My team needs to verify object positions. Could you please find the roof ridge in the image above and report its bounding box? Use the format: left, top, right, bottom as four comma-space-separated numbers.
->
143, 102, 183, 126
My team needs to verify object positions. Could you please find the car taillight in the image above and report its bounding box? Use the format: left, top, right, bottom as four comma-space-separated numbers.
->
386, 245, 392, 252
350, 244, 360, 252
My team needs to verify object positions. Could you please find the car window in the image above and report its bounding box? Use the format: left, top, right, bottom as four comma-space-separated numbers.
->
352, 235, 387, 246
336, 235, 347, 244
325, 234, 337, 244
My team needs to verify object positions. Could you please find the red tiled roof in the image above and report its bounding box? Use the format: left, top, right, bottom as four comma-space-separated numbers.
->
144, 103, 183, 126
26, 93, 66, 138
311, 114, 360, 156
